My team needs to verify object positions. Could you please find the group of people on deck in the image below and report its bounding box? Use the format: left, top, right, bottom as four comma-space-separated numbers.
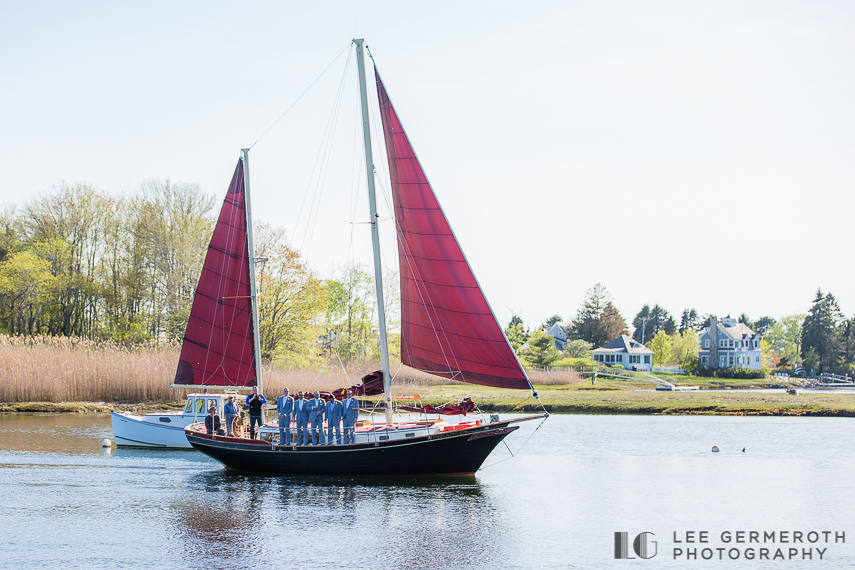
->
203, 386, 360, 445
276, 388, 360, 446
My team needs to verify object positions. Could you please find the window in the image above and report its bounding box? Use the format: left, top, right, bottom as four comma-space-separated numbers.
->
195, 399, 205, 413
184, 399, 194, 414
756, 356, 760, 362
704, 339, 709, 348
702, 356, 708, 365
729, 340, 734, 347
720, 356, 726, 366
644, 355, 650, 364
729, 356, 734, 365
616, 354, 623, 363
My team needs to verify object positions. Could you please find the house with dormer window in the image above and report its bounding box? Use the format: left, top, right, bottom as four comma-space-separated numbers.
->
592, 335, 654, 371
545, 322, 572, 350
697, 317, 762, 369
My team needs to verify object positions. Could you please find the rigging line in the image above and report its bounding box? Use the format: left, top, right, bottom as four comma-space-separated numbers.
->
478, 414, 549, 471
306, 354, 335, 391
250, 43, 352, 149
304, 50, 354, 256
346, 90, 363, 269
297, 50, 353, 254
335, 351, 352, 384
290, 49, 354, 250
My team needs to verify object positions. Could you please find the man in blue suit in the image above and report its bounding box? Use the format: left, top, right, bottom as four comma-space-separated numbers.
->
326, 396, 343, 445
276, 387, 294, 445
342, 390, 359, 444
306, 391, 321, 446
294, 392, 307, 445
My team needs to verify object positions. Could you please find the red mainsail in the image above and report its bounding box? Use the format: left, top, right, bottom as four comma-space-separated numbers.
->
174, 158, 257, 387
375, 70, 530, 391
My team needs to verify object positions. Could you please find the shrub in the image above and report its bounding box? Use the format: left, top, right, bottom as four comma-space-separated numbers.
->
694, 366, 768, 379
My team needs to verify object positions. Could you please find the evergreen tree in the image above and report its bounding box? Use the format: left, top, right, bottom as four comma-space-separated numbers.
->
841, 317, 855, 371
632, 305, 652, 344
523, 330, 561, 366
504, 314, 529, 353
569, 283, 627, 348
679, 308, 700, 334
801, 289, 843, 373
542, 314, 563, 329
754, 316, 777, 336
632, 304, 674, 344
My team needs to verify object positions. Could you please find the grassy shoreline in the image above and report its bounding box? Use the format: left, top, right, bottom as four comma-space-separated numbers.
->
2, 338, 851, 417
5, 384, 855, 417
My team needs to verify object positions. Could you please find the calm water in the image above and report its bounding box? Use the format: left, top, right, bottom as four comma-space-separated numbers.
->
2, 413, 855, 569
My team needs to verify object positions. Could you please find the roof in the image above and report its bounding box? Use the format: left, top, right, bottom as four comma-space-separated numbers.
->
592, 335, 653, 354
701, 321, 757, 340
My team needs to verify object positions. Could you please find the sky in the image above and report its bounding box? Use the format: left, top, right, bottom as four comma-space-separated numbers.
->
1, 0, 853, 332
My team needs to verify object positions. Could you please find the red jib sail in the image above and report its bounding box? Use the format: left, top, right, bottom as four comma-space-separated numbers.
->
174, 158, 257, 387
375, 69, 530, 391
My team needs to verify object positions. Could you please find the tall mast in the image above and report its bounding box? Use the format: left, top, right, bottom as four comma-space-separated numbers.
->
241, 148, 264, 396
354, 38, 393, 425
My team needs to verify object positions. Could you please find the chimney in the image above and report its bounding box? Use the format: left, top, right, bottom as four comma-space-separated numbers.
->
709, 316, 718, 368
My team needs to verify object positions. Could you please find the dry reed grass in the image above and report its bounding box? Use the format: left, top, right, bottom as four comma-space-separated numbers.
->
0, 334, 580, 403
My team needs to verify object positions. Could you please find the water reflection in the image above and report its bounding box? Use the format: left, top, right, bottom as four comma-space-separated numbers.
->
170, 471, 502, 569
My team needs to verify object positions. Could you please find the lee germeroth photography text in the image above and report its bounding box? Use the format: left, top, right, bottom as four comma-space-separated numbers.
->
616, 530, 846, 561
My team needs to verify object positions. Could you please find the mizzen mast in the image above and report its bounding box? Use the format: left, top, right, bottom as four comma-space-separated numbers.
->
354, 38, 393, 425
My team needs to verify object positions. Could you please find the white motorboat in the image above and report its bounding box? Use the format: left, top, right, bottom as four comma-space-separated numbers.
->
111, 393, 236, 448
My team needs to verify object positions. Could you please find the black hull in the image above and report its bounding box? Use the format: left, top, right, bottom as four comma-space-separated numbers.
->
186, 421, 521, 475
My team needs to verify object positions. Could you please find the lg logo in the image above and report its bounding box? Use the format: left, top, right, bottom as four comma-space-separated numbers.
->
615, 532, 657, 559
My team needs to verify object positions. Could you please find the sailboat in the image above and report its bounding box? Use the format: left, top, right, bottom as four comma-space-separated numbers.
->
110, 154, 262, 448
184, 39, 547, 474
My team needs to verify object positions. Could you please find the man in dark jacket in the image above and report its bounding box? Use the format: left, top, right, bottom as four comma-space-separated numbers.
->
245, 386, 266, 439
205, 406, 225, 435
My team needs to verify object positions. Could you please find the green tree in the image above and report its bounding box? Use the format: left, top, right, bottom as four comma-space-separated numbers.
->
801, 289, 843, 373
504, 314, 529, 353
679, 308, 700, 334
522, 330, 561, 366
670, 330, 699, 369
570, 283, 627, 348
563, 339, 593, 359
632, 304, 674, 344
766, 315, 805, 367
648, 330, 674, 366
754, 316, 777, 336
542, 314, 563, 329
0, 250, 54, 334
322, 267, 375, 363
254, 223, 324, 366
24, 183, 110, 337
841, 317, 855, 371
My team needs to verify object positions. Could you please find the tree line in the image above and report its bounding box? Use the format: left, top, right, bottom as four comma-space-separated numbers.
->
0, 182, 389, 367
504, 282, 855, 375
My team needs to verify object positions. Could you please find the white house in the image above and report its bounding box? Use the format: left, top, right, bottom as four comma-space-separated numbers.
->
545, 322, 572, 350
592, 335, 654, 371
697, 317, 762, 369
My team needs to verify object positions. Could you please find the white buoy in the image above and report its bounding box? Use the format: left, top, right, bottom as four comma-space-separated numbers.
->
101, 438, 112, 447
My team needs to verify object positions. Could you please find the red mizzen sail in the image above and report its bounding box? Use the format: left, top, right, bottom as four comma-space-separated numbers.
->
375, 70, 530, 391
174, 158, 257, 387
